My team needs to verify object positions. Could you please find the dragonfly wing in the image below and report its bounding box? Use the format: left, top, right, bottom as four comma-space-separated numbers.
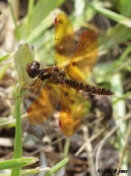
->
27, 82, 61, 124
54, 13, 76, 70
59, 85, 89, 136
65, 30, 98, 83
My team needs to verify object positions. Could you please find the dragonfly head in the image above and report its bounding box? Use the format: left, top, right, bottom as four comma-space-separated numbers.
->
26, 61, 40, 78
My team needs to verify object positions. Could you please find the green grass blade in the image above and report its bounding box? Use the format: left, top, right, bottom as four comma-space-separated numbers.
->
64, 138, 70, 157
120, 0, 131, 17
11, 85, 22, 176
91, 2, 131, 27
0, 157, 38, 170
0, 54, 9, 63
8, 0, 21, 39
111, 73, 127, 170
28, 0, 65, 30
0, 65, 9, 80
26, 0, 35, 35
26, 15, 53, 43
45, 158, 68, 176
0, 117, 15, 126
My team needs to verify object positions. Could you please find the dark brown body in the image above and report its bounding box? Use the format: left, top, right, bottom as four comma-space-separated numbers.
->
26, 61, 114, 96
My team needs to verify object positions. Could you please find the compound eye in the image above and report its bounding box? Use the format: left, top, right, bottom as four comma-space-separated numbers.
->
26, 61, 40, 78
32, 61, 40, 70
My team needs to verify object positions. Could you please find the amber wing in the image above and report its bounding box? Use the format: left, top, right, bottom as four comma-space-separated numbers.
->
54, 13, 76, 70
59, 85, 89, 136
27, 82, 61, 124
65, 30, 98, 83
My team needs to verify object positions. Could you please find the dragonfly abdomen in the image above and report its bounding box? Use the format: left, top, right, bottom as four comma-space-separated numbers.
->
84, 84, 114, 95
65, 78, 114, 95
64, 79, 83, 90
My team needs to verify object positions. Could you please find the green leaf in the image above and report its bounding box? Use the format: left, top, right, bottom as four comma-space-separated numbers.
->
14, 44, 34, 79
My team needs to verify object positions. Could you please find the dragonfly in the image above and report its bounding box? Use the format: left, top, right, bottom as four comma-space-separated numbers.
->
26, 12, 114, 136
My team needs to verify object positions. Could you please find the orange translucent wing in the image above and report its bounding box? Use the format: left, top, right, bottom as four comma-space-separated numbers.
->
65, 30, 98, 83
27, 82, 61, 125
59, 85, 89, 136
54, 13, 76, 70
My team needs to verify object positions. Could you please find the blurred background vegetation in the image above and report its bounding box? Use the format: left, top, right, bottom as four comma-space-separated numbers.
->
0, 0, 131, 176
